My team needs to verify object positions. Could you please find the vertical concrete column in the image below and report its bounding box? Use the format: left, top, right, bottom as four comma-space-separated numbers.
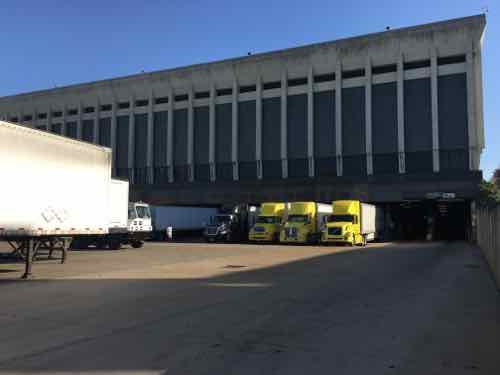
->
397, 53, 406, 174
110, 97, 117, 176
167, 88, 174, 182
147, 90, 154, 183
256, 76, 263, 179
77, 101, 83, 140
430, 49, 440, 173
32, 109, 37, 129
61, 105, 67, 136
281, 69, 288, 179
232, 78, 239, 180
187, 87, 194, 182
335, 61, 343, 176
365, 57, 373, 175
47, 108, 52, 133
128, 95, 136, 183
307, 66, 315, 177
209, 84, 216, 181
94, 99, 100, 144
466, 48, 478, 171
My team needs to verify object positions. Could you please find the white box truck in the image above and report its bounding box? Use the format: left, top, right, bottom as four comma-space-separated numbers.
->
321, 200, 382, 246
0, 121, 151, 277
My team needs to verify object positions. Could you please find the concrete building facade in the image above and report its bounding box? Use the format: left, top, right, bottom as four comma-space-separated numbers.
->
0, 15, 486, 206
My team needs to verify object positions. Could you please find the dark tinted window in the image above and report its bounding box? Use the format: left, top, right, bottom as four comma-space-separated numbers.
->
195, 91, 210, 99
372, 64, 397, 75
52, 111, 63, 118
84, 106, 95, 113
216, 88, 232, 96
23, 115, 33, 121
135, 99, 149, 107
67, 109, 78, 116
404, 60, 430, 70
263, 81, 281, 90
100, 104, 112, 111
118, 102, 130, 109
37, 113, 47, 119
342, 69, 365, 79
155, 97, 169, 105
287, 77, 308, 87
174, 94, 188, 102
313, 73, 335, 83
437, 54, 466, 66
239, 85, 256, 93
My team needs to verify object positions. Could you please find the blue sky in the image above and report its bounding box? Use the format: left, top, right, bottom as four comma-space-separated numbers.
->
0, 0, 497, 178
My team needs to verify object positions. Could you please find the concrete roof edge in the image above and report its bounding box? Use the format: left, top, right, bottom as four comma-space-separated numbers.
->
0, 13, 486, 103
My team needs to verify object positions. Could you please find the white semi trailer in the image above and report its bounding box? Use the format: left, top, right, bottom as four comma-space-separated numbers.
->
0, 121, 151, 278
150, 206, 218, 240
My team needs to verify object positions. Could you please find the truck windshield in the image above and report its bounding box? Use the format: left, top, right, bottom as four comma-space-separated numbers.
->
256, 216, 280, 224
328, 215, 354, 223
136, 205, 151, 219
212, 215, 231, 224
287, 215, 309, 223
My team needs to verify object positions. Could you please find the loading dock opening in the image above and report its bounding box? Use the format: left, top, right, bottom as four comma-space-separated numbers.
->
383, 200, 471, 242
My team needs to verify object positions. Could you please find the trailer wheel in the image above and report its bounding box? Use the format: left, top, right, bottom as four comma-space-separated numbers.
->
131, 240, 143, 249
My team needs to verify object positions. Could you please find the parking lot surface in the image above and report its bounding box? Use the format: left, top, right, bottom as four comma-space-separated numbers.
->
0, 241, 499, 374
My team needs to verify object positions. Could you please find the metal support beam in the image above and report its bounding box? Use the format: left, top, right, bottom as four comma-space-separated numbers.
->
167, 88, 174, 182
147, 90, 154, 183
281, 69, 288, 179
430, 49, 440, 173
209, 84, 216, 181
128, 95, 136, 184
365, 57, 373, 175
307, 66, 314, 177
335, 61, 343, 176
256, 76, 263, 179
232, 77, 239, 180
187, 87, 194, 182
397, 53, 406, 174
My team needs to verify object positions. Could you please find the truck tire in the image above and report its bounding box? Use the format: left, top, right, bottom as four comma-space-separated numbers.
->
131, 240, 143, 249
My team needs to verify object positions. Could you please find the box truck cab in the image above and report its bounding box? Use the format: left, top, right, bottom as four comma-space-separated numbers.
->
128, 202, 153, 235
280, 202, 332, 244
249, 203, 287, 242
322, 200, 377, 246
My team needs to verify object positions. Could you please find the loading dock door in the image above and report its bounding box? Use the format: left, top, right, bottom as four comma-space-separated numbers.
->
433, 200, 469, 241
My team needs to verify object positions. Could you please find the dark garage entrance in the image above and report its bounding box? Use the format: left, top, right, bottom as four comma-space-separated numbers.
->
384, 200, 470, 241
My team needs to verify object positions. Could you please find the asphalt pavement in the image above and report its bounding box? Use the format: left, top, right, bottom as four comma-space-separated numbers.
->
0, 241, 499, 374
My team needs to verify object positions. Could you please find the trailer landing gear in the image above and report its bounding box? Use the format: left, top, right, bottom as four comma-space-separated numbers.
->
5, 237, 70, 279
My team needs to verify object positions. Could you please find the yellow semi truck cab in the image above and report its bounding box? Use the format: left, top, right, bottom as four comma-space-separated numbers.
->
322, 200, 377, 246
280, 202, 332, 244
249, 203, 287, 242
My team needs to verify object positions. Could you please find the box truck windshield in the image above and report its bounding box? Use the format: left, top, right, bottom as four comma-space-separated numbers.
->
288, 215, 309, 223
256, 216, 280, 224
136, 206, 151, 219
328, 215, 355, 223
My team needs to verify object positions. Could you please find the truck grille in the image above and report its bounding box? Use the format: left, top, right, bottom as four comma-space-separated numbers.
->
285, 227, 297, 238
207, 227, 218, 235
328, 227, 342, 236
253, 226, 265, 233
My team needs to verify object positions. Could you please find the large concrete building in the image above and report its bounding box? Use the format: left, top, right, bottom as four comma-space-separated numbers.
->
0, 15, 486, 237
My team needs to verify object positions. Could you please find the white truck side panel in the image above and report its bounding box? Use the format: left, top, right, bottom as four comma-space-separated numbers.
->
360, 203, 376, 236
0, 121, 112, 237
151, 206, 218, 231
109, 179, 129, 230
316, 203, 333, 229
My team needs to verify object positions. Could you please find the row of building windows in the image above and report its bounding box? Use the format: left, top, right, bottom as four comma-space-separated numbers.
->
6, 54, 466, 124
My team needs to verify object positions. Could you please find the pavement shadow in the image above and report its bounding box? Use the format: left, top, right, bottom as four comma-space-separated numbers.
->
0, 242, 499, 374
